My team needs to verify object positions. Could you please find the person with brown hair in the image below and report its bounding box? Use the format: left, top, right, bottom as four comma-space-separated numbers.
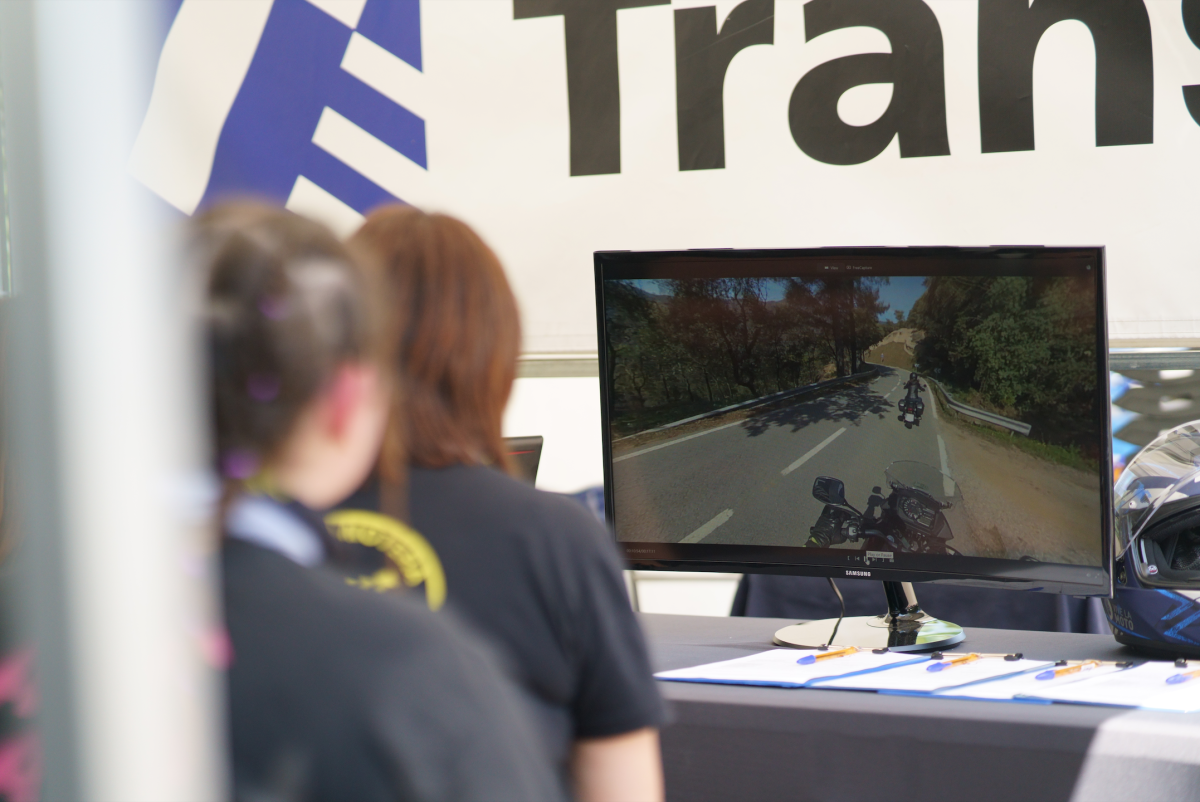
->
335, 206, 666, 802
197, 202, 565, 802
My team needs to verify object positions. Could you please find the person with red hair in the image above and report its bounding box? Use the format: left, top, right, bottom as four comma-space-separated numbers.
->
335, 206, 665, 802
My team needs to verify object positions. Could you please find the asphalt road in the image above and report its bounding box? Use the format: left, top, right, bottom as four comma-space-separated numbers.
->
612, 365, 963, 550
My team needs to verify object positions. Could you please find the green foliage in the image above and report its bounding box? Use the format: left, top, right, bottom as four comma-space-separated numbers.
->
605, 277, 889, 435
911, 275, 1098, 450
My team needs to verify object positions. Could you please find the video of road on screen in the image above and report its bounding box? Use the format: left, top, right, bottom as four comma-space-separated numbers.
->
605, 273, 1103, 566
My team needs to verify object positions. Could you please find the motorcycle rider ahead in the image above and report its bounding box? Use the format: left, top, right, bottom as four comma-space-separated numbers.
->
898, 372, 925, 428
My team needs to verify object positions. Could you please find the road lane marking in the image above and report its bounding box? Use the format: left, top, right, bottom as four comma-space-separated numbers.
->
937, 435, 954, 496
613, 418, 747, 462
930, 387, 939, 421
680, 509, 733, 544
781, 428, 847, 476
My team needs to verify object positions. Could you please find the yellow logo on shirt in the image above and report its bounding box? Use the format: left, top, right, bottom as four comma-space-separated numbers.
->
325, 510, 446, 611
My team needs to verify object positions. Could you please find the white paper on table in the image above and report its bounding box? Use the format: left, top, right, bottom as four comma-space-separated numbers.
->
654, 648, 926, 688
935, 663, 1132, 701
810, 654, 1053, 693
1021, 661, 1200, 712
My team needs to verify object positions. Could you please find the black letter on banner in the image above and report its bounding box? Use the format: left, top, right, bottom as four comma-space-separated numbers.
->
788, 0, 950, 166
978, 0, 1153, 153
1184, 0, 1200, 126
515, 0, 669, 176
675, 0, 774, 171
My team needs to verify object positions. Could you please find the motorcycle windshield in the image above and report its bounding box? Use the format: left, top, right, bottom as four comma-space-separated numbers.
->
1114, 422, 1200, 560
885, 461, 960, 505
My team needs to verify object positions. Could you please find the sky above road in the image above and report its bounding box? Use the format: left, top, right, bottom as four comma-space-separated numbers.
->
875, 276, 928, 321
625, 275, 930, 320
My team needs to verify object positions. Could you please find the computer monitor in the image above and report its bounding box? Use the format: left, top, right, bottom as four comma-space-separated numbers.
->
505, 435, 544, 484
596, 247, 1112, 650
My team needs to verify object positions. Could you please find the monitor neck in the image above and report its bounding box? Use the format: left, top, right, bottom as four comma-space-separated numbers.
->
883, 581, 924, 622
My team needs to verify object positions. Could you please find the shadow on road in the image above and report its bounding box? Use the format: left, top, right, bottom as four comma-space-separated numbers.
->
739, 370, 897, 437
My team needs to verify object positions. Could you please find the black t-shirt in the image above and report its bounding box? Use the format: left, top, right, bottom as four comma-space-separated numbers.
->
223, 538, 566, 802
335, 466, 666, 776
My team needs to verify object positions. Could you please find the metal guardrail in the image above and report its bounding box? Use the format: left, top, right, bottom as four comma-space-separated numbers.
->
929, 377, 1033, 436
1110, 350, 1200, 371
615, 367, 880, 442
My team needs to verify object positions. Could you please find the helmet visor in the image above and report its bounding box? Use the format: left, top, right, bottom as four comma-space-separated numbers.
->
1115, 423, 1200, 559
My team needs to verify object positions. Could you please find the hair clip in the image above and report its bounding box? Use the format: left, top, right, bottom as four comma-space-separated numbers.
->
258, 296, 289, 320
221, 449, 260, 480
247, 373, 281, 403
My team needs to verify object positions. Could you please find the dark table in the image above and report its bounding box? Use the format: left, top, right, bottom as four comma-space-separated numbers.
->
642, 613, 1200, 802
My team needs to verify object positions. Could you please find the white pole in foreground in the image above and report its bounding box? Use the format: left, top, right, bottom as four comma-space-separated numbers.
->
1, 1, 226, 799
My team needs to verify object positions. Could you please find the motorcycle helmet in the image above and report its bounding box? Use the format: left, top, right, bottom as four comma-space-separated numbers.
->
1106, 421, 1200, 657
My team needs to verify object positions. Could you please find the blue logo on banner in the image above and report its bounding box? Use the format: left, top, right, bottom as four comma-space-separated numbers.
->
166, 0, 422, 214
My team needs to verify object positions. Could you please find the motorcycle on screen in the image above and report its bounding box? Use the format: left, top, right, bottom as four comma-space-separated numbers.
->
897, 375, 925, 429
805, 461, 961, 556
898, 396, 924, 428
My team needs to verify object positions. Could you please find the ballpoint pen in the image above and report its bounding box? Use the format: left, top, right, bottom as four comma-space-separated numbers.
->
1166, 668, 1200, 685
1036, 660, 1100, 681
926, 653, 980, 672
797, 646, 859, 665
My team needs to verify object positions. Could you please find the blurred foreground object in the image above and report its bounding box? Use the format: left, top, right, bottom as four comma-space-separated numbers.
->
0, 2, 225, 800
1110, 348, 1200, 480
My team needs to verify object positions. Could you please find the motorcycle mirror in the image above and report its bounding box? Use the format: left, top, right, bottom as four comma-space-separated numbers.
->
812, 476, 847, 506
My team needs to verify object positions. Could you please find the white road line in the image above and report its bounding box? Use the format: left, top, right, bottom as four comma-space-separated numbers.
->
679, 509, 733, 544
782, 428, 847, 476
613, 417, 747, 462
937, 435, 954, 496
930, 387, 939, 421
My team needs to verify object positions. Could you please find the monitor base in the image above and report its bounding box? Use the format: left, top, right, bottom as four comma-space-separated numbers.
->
772, 614, 964, 652
772, 580, 965, 652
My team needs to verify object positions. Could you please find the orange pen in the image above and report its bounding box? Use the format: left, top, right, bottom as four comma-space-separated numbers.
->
797, 646, 859, 665
927, 653, 980, 672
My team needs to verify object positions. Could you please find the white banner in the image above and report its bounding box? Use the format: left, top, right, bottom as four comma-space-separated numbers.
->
134, 0, 1200, 353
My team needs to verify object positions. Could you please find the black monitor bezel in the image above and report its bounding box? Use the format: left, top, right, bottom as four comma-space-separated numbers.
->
595, 246, 1113, 597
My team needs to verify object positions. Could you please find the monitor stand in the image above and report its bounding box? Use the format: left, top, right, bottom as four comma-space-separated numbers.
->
772, 581, 964, 652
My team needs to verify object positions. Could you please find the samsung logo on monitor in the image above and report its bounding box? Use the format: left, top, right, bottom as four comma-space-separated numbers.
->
846, 570, 871, 577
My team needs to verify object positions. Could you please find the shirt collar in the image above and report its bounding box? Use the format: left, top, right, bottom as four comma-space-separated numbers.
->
225, 494, 326, 567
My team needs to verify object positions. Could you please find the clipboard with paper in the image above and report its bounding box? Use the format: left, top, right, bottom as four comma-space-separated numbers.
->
1017, 660, 1200, 712
808, 652, 1051, 694
653, 647, 926, 689
934, 660, 1136, 702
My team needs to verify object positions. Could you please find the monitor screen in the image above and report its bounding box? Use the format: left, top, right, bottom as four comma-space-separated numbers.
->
596, 248, 1112, 596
